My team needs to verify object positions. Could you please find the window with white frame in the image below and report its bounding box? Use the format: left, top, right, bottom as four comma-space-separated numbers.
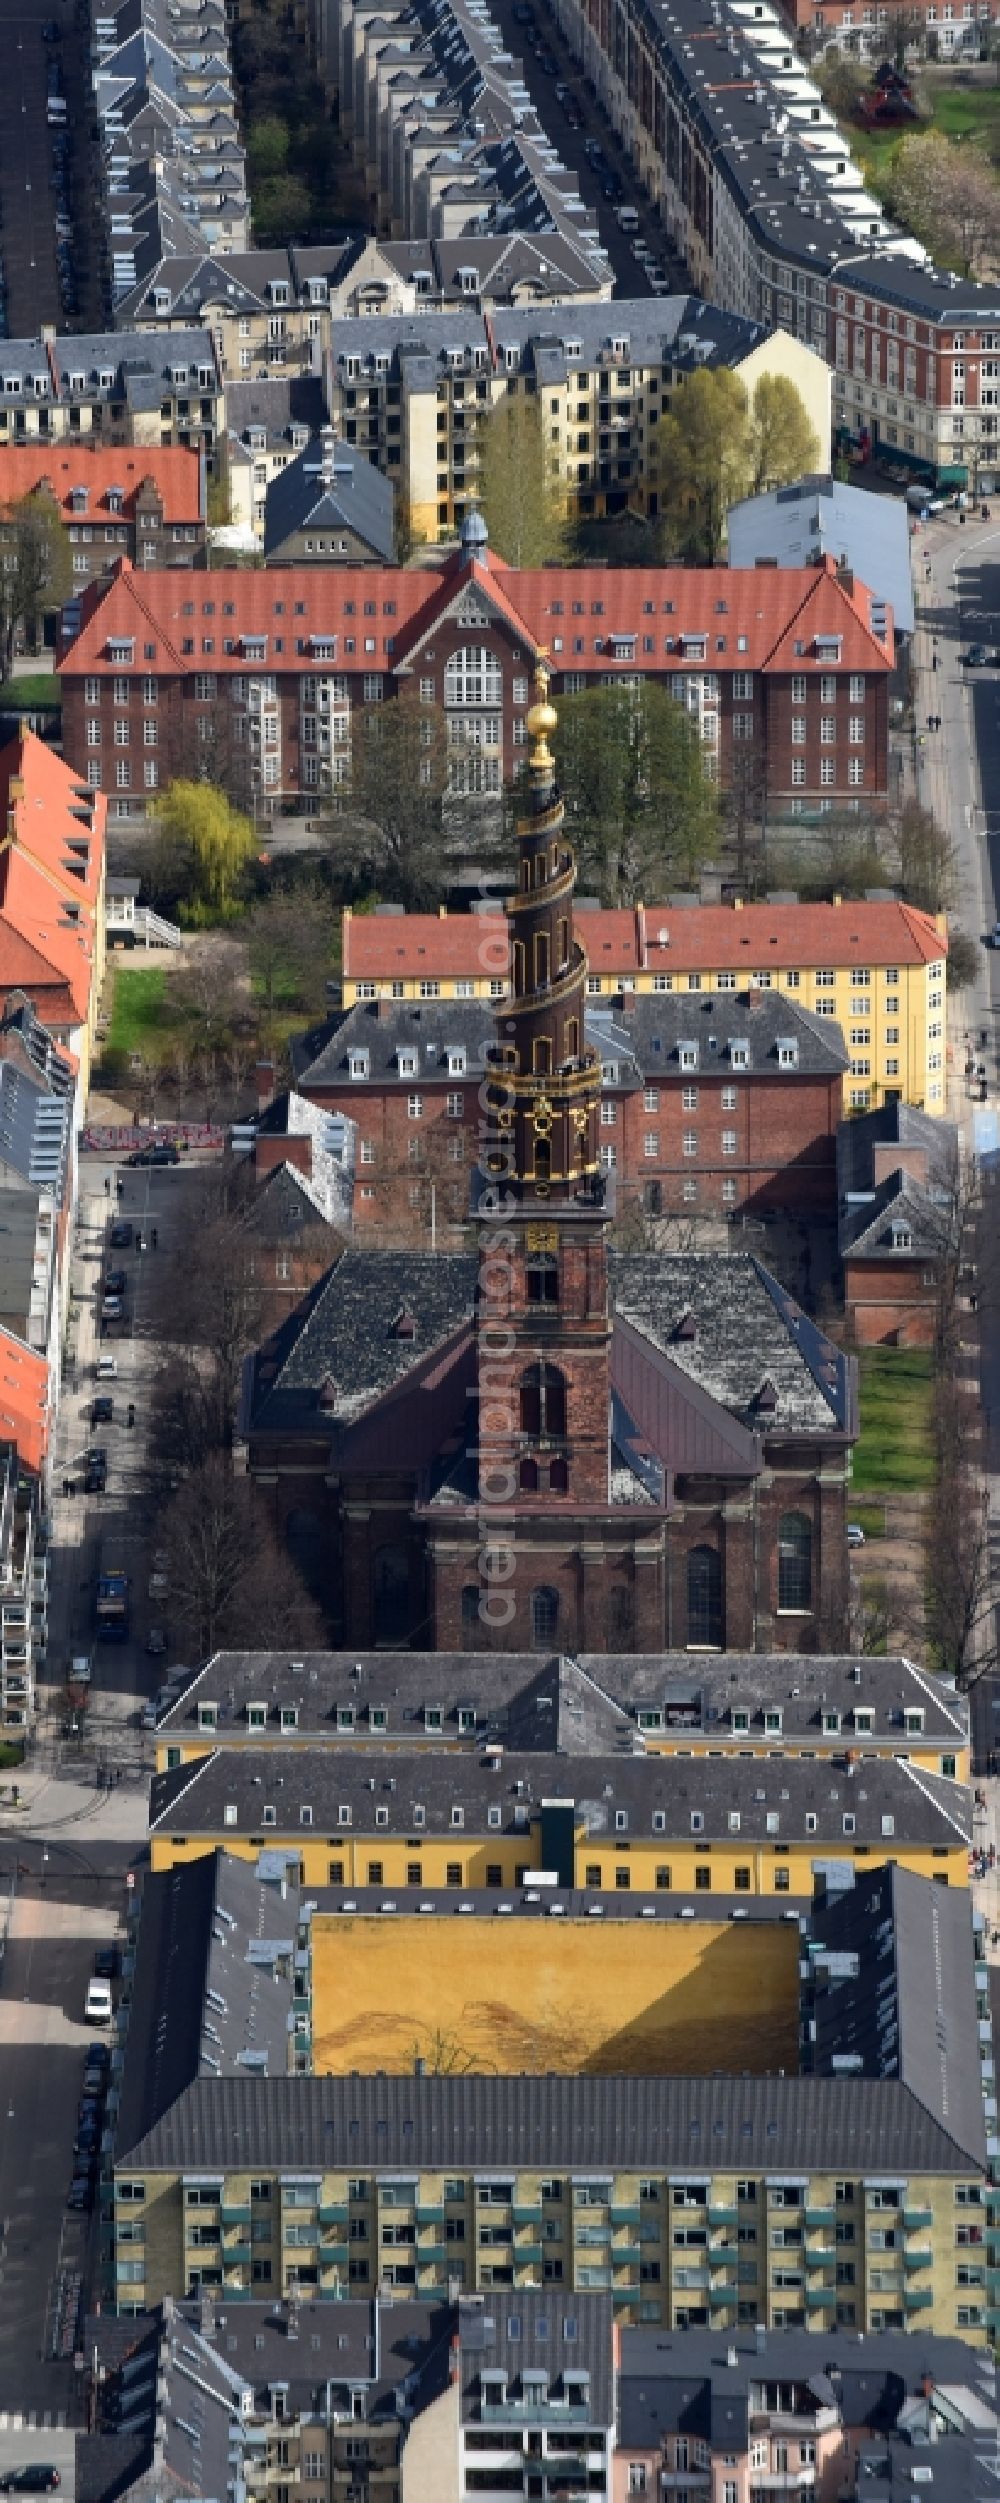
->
820, 758, 836, 785
682, 1131, 697, 1158
445, 645, 502, 708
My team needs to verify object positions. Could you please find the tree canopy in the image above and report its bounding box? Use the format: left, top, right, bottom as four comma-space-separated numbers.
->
889, 128, 1000, 279
554, 680, 718, 903
156, 781, 256, 921
0, 491, 72, 680
653, 366, 820, 559
324, 693, 450, 909
476, 394, 570, 567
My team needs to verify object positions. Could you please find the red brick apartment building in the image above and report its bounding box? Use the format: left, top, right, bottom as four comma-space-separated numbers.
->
290, 988, 848, 1232
56, 515, 893, 817
0, 445, 205, 603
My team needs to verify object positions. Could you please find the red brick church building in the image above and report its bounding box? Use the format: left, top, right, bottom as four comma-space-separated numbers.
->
244, 684, 856, 1655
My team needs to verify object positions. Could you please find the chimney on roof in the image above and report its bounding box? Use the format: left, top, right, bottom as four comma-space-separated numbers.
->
198, 2291, 216, 2339
319, 425, 337, 489
836, 562, 855, 598
254, 1058, 276, 1108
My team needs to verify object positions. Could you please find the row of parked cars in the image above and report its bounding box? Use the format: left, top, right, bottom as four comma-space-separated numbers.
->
44, 27, 76, 321
73, 1956, 116, 2210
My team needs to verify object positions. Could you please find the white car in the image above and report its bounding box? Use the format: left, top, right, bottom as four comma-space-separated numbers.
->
84, 1978, 112, 2024
846, 1523, 866, 1548
70, 1654, 92, 1685
95, 1357, 117, 1380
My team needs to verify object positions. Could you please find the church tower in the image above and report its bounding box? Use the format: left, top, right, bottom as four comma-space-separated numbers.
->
476, 669, 612, 1510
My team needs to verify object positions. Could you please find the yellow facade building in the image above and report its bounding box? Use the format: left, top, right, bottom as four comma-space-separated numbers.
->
341, 898, 949, 1114
148, 1747, 972, 1895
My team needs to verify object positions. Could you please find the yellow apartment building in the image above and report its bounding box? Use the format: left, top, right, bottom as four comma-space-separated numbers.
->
341, 898, 949, 1114
324, 306, 831, 541
147, 1747, 972, 1894
152, 1652, 971, 1788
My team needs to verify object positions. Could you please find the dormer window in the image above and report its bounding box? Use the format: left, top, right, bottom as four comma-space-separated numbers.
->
446, 1048, 466, 1075
310, 637, 336, 663
107, 638, 134, 664
777, 1038, 799, 1069
247, 1701, 266, 1729
903, 1706, 924, 1734
397, 1050, 418, 1077
890, 1222, 912, 1251
198, 1701, 217, 1731
106, 488, 124, 514
153, 289, 171, 315
731, 1706, 750, 1732
70, 486, 89, 513
242, 636, 267, 661
853, 1707, 875, 1733
730, 1042, 750, 1070
348, 1051, 370, 1080
678, 1042, 698, 1071
823, 1710, 841, 1735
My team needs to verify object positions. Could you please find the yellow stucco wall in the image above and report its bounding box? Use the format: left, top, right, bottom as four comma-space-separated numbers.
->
310, 1913, 800, 2078
734, 332, 833, 477
150, 1831, 971, 1892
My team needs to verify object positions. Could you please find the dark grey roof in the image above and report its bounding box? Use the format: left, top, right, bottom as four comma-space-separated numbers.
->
727, 478, 915, 638
147, 1744, 973, 1850
303, 1880, 795, 1922
856, 2426, 1000, 2500
810, 1863, 987, 2165
114, 1852, 294, 2160
290, 998, 639, 1088
115, 2069, 986, 2177
596, 988, 849, 1080
264, 432, 395, 563
841, 1169, 948, 1262
617, 2325, 998, 2454
837, 1100, 957, 1198
611, 1253, 854, 1438
250, 1248, 477, 1433
225, 375, 328, 449
240, 1162, 342, 1247
455, 2291, 613, 2426
156, 1646, 968, 1754
248, 1248, 853, 1442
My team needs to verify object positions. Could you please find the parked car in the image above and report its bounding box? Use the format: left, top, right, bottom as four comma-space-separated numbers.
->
101, 1295, 123, 1321
85, 1977, 112, 2024
85, 1449, 108, 1493
962, 644, 998, 668
109, 1221, 133, 1248
93, 1943, 118, 1980
66, 2174, 93, 2212
846, 1523, 866, 1547
145, 1627, 167, 1657
104, 1268, 127, 1295
96, 1355, 117, 1380
127, 1141, 179, 1166
0, 2473, 61, 2493
92, 1396, 113, 1425
84, 2043, 110, 2086
69, 1654, 92, 1686
985, 925, 1000, 950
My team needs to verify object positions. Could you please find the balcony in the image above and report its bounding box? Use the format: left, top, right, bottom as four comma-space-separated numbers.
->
613, 2246, 642, 2267
221, 2206, 251, 2227
516, 2244, 544, 2265
903, 2208, 933, 2230
223, 2240, 251, 2263
319, 2205, 349, 2226
513, 2205, 543, 2225
903, 2247, 933, 2272
806, 2285, 836, 2309
417, 2205, 445, 2224
804, 2208, 835, 2229
804, 2248, 837, 2269
611, 2206, 642, 2226
903, 2287, 934, 2311
708, 2205, 739, 2227
709, 2285, 737, 2309
321, 2242, 349, 2265
709, 2245, 740, 2267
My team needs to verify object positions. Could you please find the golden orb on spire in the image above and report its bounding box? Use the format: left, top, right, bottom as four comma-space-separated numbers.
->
525, 654, 557, 764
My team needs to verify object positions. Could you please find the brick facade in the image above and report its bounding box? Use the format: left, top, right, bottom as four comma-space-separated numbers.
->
57, 535, 893, 820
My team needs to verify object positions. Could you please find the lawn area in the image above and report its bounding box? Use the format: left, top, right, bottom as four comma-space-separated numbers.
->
854, 74, 1000, 205
852, 1347, 936, 1493
107, 966, 176, 1061
0, 675, 61, 710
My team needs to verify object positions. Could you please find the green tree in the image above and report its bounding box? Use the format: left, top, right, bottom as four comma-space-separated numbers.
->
893, 797, 957, 914
749, 373, 821, 495
253, 173, 312, 242
476, 396, 569, 567
554, 681, 717, 903
325, 695, 449, 909
945, 927, 979, 990
652, 368, 753, 562
246, 114, 290, 182
0, 490, 72, 679
813, 47, 872, 119
247, 881, 337, 1021
157, 782, 256, 919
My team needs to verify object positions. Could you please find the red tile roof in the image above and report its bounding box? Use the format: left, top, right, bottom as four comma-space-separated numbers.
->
0, 731, 106, 1027
343, 897, 947, 981
0, 444, 203, 527
0, 1330, 50, 1473
58, 547, 894, 681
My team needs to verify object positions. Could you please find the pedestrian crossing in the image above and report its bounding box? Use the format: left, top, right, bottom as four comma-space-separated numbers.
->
0, 2411, 68, 2429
